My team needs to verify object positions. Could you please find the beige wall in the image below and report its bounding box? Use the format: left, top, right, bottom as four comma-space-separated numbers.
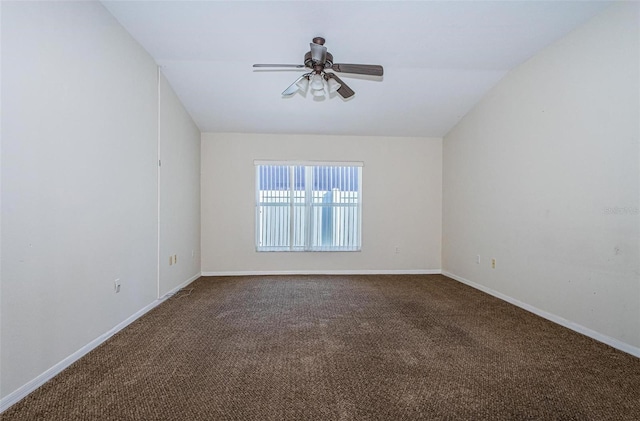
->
201, 133, 442, 274
1, 1, 201, 404
442, 3, 640, 354
158, 72, 201, 296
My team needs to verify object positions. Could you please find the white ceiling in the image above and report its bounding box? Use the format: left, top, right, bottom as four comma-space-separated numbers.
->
102, 1, 610, 137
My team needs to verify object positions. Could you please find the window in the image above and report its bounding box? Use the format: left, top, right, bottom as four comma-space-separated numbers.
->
255, 161, 362, 251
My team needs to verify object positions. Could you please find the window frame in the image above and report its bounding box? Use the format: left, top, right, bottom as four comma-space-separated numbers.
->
254, 160, 363, 252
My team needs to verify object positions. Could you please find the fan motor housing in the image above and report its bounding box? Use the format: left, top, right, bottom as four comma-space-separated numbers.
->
305, 51, 333, 69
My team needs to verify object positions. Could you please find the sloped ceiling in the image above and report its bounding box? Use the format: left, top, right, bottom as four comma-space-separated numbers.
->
102, 1, 610, 137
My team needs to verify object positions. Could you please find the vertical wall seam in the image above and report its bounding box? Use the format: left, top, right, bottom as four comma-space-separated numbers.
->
156, 66, 161, 300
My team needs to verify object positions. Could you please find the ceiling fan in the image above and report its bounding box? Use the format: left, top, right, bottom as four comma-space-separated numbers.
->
253, 37, 383, 99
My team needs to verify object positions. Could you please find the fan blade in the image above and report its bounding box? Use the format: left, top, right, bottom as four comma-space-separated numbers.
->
281, 75, 307, 96
253, 64, 305, 68
332, 63, 383, 76
310, 43, 327, 63
327, 73, 354, 99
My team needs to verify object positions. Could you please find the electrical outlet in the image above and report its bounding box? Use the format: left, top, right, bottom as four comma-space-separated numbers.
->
174, 254, 177, 264
395, 246, 400, 254
491, 258, 496, 269
114, 279, 121, 293
476, 255, 481, 264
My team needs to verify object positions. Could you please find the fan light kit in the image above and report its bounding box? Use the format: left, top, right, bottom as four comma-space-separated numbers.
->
253, 37, 383, 99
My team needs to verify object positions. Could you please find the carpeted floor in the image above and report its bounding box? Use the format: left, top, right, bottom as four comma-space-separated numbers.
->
3, 274, 639, 420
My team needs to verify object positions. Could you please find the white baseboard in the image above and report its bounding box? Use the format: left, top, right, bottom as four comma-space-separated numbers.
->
201, 269, 442, 276
0, 272, 202, 414
442, 271, 640, 358
14, 269, 634, 412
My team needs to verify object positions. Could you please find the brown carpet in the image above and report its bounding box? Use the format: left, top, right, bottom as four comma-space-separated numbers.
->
3, 274, 639, 420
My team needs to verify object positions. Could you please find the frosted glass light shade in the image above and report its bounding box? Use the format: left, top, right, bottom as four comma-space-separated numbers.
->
327, 78, 341, 93
310, 74, 324, 90
296, 76, 309, 92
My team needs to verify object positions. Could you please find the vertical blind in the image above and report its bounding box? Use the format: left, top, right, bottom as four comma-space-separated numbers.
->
255, 162, 363, 251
